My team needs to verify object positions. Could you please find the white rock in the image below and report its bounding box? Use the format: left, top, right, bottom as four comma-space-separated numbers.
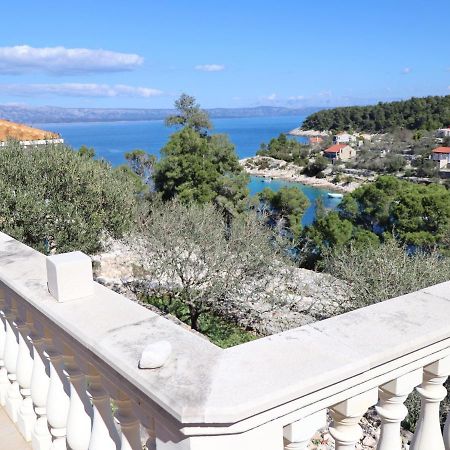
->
139, 341, 172, 369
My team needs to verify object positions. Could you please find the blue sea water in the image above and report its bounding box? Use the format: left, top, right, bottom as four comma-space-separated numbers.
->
36, 116, 339, 225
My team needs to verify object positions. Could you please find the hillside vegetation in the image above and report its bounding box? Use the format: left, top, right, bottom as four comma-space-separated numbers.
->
302, 95, 450, 132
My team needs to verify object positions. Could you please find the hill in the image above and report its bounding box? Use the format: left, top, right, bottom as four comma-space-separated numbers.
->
0, 119, 59, 141
301, 95, 450, 132
0, 105, 323, 124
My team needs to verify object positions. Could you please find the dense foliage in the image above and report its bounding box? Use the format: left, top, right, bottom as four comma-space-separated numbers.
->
0, 141, 137, 254
302, 95, 450, 132
302, 176, 450, 264
256, 133, 309, 164
259, 186, 309, 237
154, 98, 249, 215
324, 239, 450, 312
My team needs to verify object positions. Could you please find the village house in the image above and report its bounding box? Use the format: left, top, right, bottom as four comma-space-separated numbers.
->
333, 132, 357, 144
0, 119, 63, 147
323, 143, 356, 162
430, 146, 450, 169
436, 127, 450, 138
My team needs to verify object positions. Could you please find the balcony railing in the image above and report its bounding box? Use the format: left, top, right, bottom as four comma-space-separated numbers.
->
1, 231, 450, 449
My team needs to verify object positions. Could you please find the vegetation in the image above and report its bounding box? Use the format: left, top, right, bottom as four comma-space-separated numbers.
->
164, 93, 212, 134
301, 176, 450, 266
323, 239, 450, 313
154, 98, 249, 215
302, 95, 450, 132
256, 133, 310, 164
144, 295, 257, 348
259, 186, 309, 238
0, 141, 137, 254
135, 199, 290, 331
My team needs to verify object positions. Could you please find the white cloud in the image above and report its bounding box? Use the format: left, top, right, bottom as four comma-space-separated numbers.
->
0, 83, 163, 98
402, 67, 412, 74
194, 64, 225, 72
288, 95, 305, 100
265, 93, 277, 101
0, 45, 144, 75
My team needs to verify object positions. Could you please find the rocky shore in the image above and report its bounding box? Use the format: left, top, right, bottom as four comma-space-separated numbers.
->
240, 155, 362, 193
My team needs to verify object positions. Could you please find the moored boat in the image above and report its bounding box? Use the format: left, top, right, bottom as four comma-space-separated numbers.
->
327, 192, 344, 199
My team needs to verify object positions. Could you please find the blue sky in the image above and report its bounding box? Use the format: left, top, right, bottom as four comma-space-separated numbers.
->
0, 0, 448, 109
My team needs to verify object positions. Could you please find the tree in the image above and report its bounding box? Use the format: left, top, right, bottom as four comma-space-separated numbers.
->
165, 93, 212, 134
0, 141, 137, 254
302, 175, 450, 266
259, 186, 309, 238
323, 239, 450, 313
154, 97, 249, 214
125, 149, 156, 186
303, 154, 329, 176
256, 133, 310, 164
301, 95, 450, 132
136, 200, 290, 331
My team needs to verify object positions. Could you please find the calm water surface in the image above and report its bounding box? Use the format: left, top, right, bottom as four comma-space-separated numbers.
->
36, 116, 340, 225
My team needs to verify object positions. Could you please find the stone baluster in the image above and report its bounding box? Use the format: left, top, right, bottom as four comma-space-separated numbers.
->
140, 415, 156, 450
16, 306, 37, 441
86, 364, 121, 450
0, 287, 10, 405
46, 340, 70, 450
112, 388, 142, 450
410, 357, 450, 450
30, 326, 52, 450
4, 295, 23, 422
283, 410, 327, 449
329, 389, 378, 450
64, 352, 93, 450
444, 410, 450, 450
376, 369, 422, 450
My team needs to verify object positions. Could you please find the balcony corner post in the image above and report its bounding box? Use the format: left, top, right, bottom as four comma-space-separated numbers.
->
283, 410, 327, 449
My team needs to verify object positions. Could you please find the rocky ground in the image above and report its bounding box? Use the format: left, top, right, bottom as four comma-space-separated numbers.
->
240, 156, 365, 193
92, 237, 347, 335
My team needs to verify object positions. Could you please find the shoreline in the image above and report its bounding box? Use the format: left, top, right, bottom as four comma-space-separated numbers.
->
240, 156, 361, 193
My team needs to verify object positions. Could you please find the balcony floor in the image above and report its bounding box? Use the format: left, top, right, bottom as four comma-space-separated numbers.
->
0, 406, 32, 450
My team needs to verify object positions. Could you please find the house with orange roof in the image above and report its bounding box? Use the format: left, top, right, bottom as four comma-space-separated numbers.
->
0, 119, 63, 147
323, 143, 356, 162
430, 146, 450, 169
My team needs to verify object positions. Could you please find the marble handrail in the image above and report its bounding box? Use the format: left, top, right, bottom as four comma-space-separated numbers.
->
0, 231, 450, 449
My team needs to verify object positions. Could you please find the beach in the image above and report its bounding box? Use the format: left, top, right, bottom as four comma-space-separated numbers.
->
240, 156, 362, 193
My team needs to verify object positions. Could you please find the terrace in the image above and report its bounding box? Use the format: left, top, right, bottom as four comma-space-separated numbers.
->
1, 231, 450, 449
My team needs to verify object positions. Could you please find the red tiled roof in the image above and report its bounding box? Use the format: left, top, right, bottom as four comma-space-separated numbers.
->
324, 144, 347, 153
432, 147, 450, 154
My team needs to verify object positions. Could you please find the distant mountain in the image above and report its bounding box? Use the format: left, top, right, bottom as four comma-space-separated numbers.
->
0, 105, 324, 124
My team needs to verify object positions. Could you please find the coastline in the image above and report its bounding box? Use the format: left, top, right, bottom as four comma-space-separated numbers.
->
240, 156, 361, 193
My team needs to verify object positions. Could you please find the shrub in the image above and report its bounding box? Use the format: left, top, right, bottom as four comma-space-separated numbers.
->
0, 141, 137, 254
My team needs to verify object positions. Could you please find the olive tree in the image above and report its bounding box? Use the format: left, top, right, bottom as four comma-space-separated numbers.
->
135, 199, 291, 330
0, 141, 137, 254
323, 239, 450, 313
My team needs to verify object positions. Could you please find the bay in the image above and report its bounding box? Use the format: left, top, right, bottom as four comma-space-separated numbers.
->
36, 116, 339, 225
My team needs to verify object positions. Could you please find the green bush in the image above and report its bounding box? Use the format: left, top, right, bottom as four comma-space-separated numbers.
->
0, 141, 137, 254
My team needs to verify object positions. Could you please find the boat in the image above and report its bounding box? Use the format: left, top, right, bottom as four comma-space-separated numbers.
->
327, 192, 344, 199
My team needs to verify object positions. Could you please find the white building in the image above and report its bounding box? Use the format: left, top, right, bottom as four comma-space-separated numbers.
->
436, 127, 450, 138
430, 146, 450, 169
333, 132, 357, 144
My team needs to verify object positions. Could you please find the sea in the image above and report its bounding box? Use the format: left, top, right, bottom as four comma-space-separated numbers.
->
36, 116, 341, 226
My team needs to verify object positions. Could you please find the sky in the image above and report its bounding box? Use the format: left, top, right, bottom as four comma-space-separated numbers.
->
0, 0, 449, 109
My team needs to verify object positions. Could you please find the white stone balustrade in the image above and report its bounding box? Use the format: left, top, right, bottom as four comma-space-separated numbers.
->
0, 231, 450, 450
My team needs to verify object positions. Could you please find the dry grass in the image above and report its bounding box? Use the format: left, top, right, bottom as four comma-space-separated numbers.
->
0, 119, 59, 141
